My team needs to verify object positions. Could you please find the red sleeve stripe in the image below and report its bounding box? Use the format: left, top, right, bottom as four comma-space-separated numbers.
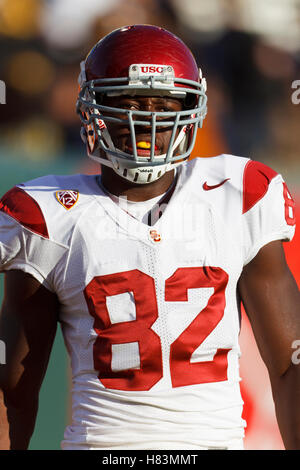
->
0, 186, 49, 238
242, 160, 278, 214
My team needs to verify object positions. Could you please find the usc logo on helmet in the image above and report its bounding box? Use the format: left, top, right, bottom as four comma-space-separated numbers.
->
140, 66, 165, 74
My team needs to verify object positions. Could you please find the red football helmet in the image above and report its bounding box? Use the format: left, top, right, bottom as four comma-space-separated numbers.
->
77, 25, 207, 184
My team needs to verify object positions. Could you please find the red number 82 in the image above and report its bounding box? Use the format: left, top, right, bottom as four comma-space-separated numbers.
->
84, 266, 230, 391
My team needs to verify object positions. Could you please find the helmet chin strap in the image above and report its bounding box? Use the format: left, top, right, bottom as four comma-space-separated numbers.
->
111, 160, 173, 184
90, 124, 188, 184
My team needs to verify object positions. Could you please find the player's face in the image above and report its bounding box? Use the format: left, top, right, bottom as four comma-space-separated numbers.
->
101, 95, 183, 157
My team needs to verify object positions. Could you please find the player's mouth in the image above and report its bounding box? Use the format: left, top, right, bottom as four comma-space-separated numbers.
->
127, 140, 160, 157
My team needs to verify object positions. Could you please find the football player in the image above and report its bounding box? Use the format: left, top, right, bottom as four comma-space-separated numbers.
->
0, 25, 299, 450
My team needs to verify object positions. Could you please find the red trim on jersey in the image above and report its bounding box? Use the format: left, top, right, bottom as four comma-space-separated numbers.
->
0, 186, 49, 238
242, 160, 278, 214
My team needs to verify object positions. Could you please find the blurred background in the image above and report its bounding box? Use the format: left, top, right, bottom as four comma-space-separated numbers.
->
0, 0, 299, 450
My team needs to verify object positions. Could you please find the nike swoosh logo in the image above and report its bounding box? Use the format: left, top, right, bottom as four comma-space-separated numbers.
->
203, 178, 230, 191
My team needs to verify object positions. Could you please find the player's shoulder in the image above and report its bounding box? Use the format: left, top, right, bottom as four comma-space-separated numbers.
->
182, 154, 248, 190
184, 154, 282, 213
0, 173, 100, 240
185, 153, 278, 177
240, 158, 281, 213
17, 173, 98, 193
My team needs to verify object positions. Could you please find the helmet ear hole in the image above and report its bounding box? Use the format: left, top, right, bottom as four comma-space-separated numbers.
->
183, 94, 197, 109
95, 92, 104, 105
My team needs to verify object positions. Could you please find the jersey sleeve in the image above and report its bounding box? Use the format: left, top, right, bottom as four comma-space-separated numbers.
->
242, 160, 296, 265
0, 186, 68, 291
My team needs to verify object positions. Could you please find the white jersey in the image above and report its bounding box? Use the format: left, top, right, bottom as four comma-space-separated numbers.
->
0, 155, 295, 450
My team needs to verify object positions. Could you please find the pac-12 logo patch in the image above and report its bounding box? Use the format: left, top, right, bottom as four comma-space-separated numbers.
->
56, 190, 79, 210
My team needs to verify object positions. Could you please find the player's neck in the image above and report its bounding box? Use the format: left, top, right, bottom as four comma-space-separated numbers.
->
100, 166, 177, 202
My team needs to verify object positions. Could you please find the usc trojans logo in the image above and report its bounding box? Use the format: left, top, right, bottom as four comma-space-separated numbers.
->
140, 65, 164, 74
149, 229, 161, 242
56, 190, 79, 210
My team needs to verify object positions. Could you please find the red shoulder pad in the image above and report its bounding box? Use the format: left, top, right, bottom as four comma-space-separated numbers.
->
242, 160, 278, 214
0, 186, 49, 238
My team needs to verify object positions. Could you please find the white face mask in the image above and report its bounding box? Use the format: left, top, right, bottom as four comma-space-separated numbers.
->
77, 64, 207, 184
